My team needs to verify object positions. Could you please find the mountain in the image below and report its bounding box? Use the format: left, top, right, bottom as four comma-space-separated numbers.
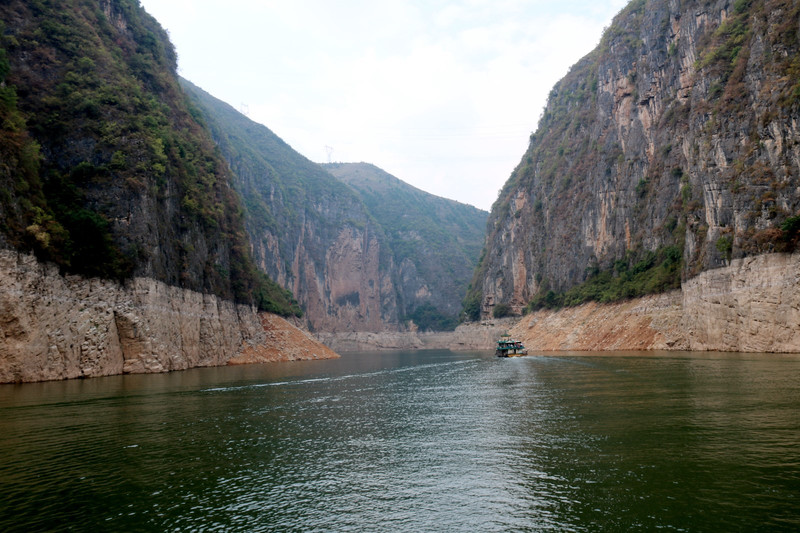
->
469, 0, 800, 318
0, 0, 344, 382
180, 80, 399, 333
0, 0, 298, 316
323, 162, 488, 329
180, 81, 488, 332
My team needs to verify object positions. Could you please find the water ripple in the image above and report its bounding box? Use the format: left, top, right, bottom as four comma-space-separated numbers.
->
1, 352, 799, 531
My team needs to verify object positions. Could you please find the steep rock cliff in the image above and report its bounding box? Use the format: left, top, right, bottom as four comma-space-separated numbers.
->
475, 0, 800, 315
0, 250, 337, 383
180, 80, 399, 333
0, 0, 297, 314
323, 163, 488, 326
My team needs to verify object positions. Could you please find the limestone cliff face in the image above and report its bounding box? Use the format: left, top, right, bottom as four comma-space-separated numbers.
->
322, 163, 488, 324
476, 0, 800, 315
0, 251, 337, 383
180, 80, 400, 333
301, 225, 396, 333
682, 252, 800, 352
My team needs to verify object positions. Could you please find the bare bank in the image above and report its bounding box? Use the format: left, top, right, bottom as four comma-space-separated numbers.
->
0, 251, 337, 383
322, 253, 800, 354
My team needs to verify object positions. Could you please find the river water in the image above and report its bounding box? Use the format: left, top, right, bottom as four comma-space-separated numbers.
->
1, 350, 799, 532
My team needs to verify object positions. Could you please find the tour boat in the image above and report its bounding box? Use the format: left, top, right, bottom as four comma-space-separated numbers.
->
495, 337, 528, 357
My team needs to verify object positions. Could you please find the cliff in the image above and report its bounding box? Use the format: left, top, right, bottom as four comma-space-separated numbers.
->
182, 82, 487, 333
323, 163, 488, 327
473, 0, 800, 317
0, 0, 298, 315
180, 80, 399, 333
681, 251, 800, 351
0, 250, 337, 383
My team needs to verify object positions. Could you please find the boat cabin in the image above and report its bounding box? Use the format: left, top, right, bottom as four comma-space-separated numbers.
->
496, 338, 527, 357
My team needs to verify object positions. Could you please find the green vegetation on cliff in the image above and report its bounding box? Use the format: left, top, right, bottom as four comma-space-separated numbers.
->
524, 246, 682, 312
0, 0, 300, 316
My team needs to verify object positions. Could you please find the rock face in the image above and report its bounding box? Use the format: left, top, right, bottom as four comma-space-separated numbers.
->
475, 0, 800, 316
181, 80, 399, 333
322, 163, 488, 322
510, 292, 687, 352
682, 252, 800, 352
182, 82, 487, 333
508, 253, 800, 353
0, 0, 296, 314
0, 250, 337, 383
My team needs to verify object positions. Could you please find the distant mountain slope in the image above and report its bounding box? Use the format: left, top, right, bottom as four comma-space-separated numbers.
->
0, 0, 297, 315
323, 162, 488, 328
470, 0, 800, 318
181, 79, 399, 332
180, 81, 488, 331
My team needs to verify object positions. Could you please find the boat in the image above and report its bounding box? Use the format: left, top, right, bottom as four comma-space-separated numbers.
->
495, 336, 528, 357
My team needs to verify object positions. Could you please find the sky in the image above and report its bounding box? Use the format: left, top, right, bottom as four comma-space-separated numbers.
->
138, 0, 629, 211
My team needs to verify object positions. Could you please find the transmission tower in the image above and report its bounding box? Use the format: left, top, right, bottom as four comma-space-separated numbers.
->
325, 145, 334, 163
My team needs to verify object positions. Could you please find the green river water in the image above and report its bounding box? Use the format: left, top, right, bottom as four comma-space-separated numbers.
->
1, 350, 798, 531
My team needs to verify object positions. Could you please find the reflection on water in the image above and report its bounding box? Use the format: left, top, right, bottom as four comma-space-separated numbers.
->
1, 351, 799, 531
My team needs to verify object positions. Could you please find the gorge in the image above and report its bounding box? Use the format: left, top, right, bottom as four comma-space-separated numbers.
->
1, 0, 800, 383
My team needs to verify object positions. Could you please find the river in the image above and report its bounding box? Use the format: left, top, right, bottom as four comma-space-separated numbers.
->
1, 350, 799, 532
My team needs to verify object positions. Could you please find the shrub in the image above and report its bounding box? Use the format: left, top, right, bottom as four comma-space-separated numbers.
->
492, 303, 514, 318
461, 290, 482, 322
715, 235, 733, 261
406, 303, 458, 331
781, 215, 800, 251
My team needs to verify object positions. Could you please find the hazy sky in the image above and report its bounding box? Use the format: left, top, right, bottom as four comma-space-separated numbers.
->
138, 0, 629, 210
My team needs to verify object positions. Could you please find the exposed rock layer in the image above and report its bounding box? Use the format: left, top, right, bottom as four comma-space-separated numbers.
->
682, 252, 800, 352
329, 253, 800, 354
0, 250, 337, 383
511, 253, 800, 353
510, 292, 687, 351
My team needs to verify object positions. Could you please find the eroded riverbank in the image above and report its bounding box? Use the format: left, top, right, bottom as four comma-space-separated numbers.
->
0, 250, 337, 383
320, 253, 800, 354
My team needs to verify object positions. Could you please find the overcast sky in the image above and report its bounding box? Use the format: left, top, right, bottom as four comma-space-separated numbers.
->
138, 0, 629, 211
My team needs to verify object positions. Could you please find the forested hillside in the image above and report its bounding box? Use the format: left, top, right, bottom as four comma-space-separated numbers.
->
0, 0, 299, 315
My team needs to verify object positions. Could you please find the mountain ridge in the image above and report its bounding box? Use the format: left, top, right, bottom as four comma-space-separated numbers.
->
181, 81, 487, 332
